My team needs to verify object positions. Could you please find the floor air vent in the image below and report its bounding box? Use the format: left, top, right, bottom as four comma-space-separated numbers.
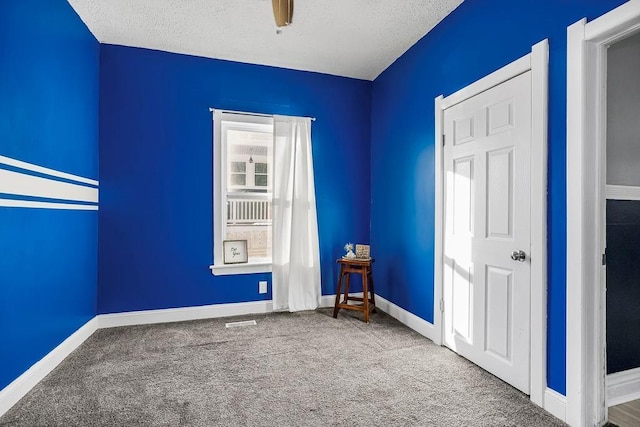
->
225, 320, 257, 328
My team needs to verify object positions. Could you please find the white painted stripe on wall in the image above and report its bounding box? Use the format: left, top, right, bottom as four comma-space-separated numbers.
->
606, 184, 640, 201
0, 169, 98, 203
0, 155, 98, 186
0, 199, 99, 210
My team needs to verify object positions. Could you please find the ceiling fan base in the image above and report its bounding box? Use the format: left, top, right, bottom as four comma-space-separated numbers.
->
272, 0, 294, 27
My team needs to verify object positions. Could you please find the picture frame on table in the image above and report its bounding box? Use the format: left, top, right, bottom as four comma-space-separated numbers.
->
355, 244, 370, 260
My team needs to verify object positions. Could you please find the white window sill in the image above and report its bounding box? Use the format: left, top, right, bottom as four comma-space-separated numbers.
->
209, 262, 272, 276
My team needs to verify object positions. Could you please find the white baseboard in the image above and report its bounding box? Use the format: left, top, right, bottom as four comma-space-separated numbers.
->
0, 317, 100, 418
98, 300, 275, 328
607, 367, 640, 407
98, 295, 348, 329
373, 294, 436, 342
544, 388, 567, 422
319, 292, 364, 309
320, 294, 338, 308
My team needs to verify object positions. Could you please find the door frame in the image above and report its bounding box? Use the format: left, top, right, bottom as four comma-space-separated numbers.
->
434, 39, 549, 412
566, 2, 640, 426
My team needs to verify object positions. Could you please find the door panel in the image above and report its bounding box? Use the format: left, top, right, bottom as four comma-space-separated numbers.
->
485, 265, 512, 360
487, 147, 514, 239
453, 157, 474, 235
454, 115, 476, 145
443, 71, 531, 394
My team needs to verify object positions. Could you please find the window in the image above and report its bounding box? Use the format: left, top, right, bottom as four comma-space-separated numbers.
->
211, 111, 274, 275
229, 161, 247, 186
254, 162, 268, 187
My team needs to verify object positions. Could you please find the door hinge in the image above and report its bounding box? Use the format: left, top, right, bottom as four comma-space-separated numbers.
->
602, 251, 607, 266
442, 134, 446, 146
439, 299, 444, 313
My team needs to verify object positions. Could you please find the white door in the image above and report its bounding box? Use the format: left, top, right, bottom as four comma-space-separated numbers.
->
443, 71, 532, 394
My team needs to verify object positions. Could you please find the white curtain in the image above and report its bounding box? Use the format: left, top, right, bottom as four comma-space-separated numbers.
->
271, 116, 321, 312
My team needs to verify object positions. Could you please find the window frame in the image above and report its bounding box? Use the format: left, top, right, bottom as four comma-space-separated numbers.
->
228, 161, 247, 187
254, 162, 269, 188
210, 111, 274, 276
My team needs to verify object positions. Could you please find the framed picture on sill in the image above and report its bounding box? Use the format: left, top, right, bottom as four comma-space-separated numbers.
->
223, 240, 248, 264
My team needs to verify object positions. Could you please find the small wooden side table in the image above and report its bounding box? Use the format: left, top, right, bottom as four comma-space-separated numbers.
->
333, 258, 376, 323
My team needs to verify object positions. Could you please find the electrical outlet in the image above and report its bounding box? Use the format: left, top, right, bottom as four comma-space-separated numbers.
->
259, 281, 268, 294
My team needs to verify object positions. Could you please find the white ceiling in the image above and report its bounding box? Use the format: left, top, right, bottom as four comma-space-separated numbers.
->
67, 0, 463, 81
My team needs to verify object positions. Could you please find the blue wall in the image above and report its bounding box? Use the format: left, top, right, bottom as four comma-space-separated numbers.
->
98, 46, 371, 314
0, 1, 99, 390
370, 0, 627, 395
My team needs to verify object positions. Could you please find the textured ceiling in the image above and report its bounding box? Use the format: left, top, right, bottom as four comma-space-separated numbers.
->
67, 0, 463, 81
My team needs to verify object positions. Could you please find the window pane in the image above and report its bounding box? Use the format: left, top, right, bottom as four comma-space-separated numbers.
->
217, 114, 274, 265
230, 173, 246, 186
230, 161, 246, 173
255, 162, 268, 174
225, 224, 272, 260
225, 196, 272, 260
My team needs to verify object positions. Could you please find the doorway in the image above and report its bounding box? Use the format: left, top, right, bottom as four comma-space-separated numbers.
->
434, 39, 548, 410
604, 29, 640, 427
566, 2, 640, 425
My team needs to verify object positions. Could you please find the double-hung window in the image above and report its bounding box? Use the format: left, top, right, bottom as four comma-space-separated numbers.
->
211, 111, 274, 275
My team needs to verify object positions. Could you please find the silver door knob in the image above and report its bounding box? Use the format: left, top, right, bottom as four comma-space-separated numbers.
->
511, 250, 526, 262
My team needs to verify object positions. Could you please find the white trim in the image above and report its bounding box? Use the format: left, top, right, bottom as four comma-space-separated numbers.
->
374, 294, 436, 342
566, 3, 640, 424
433, 94, 444, 346
606, 184, 640, 200
0, 169, 98, 203
544, 388, 567, 422
320, 294, 337, 307
210, 262, 272, 276
99, 294, 351, 330
98, 300, 275, 328
0, 317, 99, 418
434, 39, 548, 410
98, 295, 347, 329
0, 200, 99, 210
440, 55, 530, 110
320, 292, 364, 309
607, 367, 640, 407
529, 39, 549, 409
209, 108, 316, 122
583, 0, 640, 44
0, 155, 98, 186
211, 111, 274, 274
213, 111, 224, 269
566, 18, 590, 427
